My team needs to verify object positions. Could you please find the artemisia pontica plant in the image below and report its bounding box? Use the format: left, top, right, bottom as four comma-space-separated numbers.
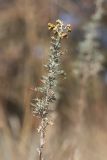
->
31, 19, 71, 160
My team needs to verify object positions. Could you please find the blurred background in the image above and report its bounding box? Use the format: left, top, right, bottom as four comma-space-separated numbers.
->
0, 0, 107, 160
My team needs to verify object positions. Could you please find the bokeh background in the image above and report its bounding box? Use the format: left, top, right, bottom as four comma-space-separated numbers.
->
0, 0, 107, 160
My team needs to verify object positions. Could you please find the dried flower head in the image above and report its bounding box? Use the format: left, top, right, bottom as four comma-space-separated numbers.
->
66, 24, 72, 32
48, 19, 71, 39
48, 23, 55, 30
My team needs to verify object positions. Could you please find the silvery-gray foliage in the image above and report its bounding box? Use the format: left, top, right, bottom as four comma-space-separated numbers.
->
31, 20, 71, 160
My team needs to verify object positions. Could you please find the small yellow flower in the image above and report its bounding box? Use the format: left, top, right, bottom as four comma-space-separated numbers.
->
66, 24, 72, 32
53, 25, 58, 33
60, 33, 68, 39
48, 23, 55, 30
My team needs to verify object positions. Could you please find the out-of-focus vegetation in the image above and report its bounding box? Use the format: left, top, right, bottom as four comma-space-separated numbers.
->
0, 0, 107, 160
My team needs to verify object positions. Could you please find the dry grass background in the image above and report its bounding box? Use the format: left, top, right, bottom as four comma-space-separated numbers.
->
0, 0, 107, 160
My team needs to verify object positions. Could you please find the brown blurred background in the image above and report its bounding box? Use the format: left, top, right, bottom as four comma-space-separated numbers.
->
0, 0, 107, 160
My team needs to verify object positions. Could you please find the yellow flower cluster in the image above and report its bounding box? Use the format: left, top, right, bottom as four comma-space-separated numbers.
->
48, 19, 71, 39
